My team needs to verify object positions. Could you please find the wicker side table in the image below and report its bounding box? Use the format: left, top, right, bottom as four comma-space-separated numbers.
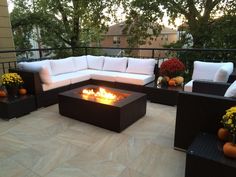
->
0, 95, 36, 120
185, 133, 236, 177
145, 82, 183, 106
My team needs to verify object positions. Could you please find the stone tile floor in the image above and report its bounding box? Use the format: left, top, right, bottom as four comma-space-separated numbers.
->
0, 102, 185, 177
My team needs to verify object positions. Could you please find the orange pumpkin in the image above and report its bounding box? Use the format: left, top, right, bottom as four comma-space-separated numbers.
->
168, 79, 176, 86
218, 128, 230, 141
0, 90, 7, 97
18, 88, 27, 95
223, 142, 236, 158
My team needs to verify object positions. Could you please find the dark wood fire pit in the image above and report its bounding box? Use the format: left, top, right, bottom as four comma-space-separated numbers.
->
58, 85, 147, 132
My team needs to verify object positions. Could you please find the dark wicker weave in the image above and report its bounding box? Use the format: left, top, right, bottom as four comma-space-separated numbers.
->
174, 81, 236, 151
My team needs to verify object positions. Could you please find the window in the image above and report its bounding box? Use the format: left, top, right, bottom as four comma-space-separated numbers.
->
113, 36, 120, 46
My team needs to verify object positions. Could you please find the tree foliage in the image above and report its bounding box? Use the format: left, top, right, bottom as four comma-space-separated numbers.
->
125, 0, 236, 48
11, 0, 124, 55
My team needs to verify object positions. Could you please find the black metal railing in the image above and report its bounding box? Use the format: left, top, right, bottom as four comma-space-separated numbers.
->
1, 46, 236, 80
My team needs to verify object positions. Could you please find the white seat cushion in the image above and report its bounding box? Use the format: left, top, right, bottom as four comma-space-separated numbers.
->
42, 75, 71, 91
70, 56, 88, 71
116, 73, 155, 85
103, 57, 127, 72
91, 71, 117, 82
87, 55, 104, 70
69, 70, 97, 84
184, 80, 194, 92
50, 58, 76, 75
126, 58, 156, 75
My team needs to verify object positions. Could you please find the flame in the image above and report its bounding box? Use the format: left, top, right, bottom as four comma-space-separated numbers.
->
82, 87, 117, 101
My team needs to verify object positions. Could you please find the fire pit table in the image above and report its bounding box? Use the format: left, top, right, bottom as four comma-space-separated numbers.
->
58, 85, 147, 132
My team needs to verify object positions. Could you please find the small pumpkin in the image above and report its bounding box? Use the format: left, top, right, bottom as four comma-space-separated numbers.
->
174, 76, 184, 85
0, 90, 7, 97
218, 128, 230, 141
223, 142, 236, 158
168, 79, 176, 86
18, 88, 27, 95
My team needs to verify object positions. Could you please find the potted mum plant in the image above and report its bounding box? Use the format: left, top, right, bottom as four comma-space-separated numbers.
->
220, 106, 236, 158
1, 73, 24, 97
158, 58, 185, 86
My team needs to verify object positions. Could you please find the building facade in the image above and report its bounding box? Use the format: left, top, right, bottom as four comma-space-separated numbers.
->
100, 22, 177, 58
0, 0, 15, 62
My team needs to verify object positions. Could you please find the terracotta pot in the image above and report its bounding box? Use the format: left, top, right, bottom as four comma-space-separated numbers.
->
217, 128, 230, 142
0, 90, 7, 97
223, 142, 236, 158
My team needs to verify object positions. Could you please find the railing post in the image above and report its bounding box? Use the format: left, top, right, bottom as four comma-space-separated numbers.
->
152, 49, 155, 58
85, 47, 88, 55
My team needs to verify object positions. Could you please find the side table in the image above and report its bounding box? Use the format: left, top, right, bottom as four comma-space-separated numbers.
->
144, 82, 183, 106
0, 95, 36, 120
185, 133, 236, 177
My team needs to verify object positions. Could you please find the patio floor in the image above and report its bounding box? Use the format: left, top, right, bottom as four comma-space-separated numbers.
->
0, 101, 185, 177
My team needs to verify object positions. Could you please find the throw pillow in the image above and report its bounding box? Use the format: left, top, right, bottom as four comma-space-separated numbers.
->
224, 80, 236, 97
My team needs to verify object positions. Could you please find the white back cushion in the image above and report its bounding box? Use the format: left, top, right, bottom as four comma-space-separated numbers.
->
213, 63, 234, 82
18, 60, 52, 84
192, 61, 233, 80
50, 58, 76, 75
224, 80, 236, 97
126, 58, 156, 75
103, 57, 127, 72
70, 56, 88, 71
87, 55, 104, 70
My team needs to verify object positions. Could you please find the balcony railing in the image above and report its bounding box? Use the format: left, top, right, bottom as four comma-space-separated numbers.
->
1, 47, 236, 80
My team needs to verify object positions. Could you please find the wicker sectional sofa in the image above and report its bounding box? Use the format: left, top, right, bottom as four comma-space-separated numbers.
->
10, 55, 157, 108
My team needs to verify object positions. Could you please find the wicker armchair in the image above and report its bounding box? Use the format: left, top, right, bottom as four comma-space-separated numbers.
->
174, 80, 236, 151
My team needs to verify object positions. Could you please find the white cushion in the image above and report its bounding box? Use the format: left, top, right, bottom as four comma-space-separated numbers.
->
42, 75, 71, 91
103, 57, 127, 72
192, 61, 233, 81
91, 71, 117, 82
69, 70, 96, 84
50, 58, 76, 75
18, 60, 52, 75
126, 58, 156, 75
17, 61, 52, 84
184, 80, 194, 92
116, 73, 155, 85
87, 55, 104, 70
71, 56, 88, 71
224, 81, 236, 97
213, 64, 234, 82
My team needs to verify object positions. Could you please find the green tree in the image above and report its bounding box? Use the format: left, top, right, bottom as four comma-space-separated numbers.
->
125, 0, 236, 48
11, 0, 124, 55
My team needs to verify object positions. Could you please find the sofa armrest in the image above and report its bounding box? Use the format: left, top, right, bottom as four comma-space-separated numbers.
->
192, 80, 230, 96
9, 68, 43, 94
174, 91, 236, 151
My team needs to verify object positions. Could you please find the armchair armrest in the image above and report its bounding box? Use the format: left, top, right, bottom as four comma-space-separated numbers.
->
192, 80, 230, 96
174, 91, 236, 151
9, 68, 43, 94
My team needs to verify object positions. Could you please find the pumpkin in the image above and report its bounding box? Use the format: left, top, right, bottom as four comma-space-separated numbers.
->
0, 90, 7, 97
174, 76, 184, 85
218, 128, 230, 141
223, 142, 236, 158
18, 88, 27, 95
168, 79, 176, 86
